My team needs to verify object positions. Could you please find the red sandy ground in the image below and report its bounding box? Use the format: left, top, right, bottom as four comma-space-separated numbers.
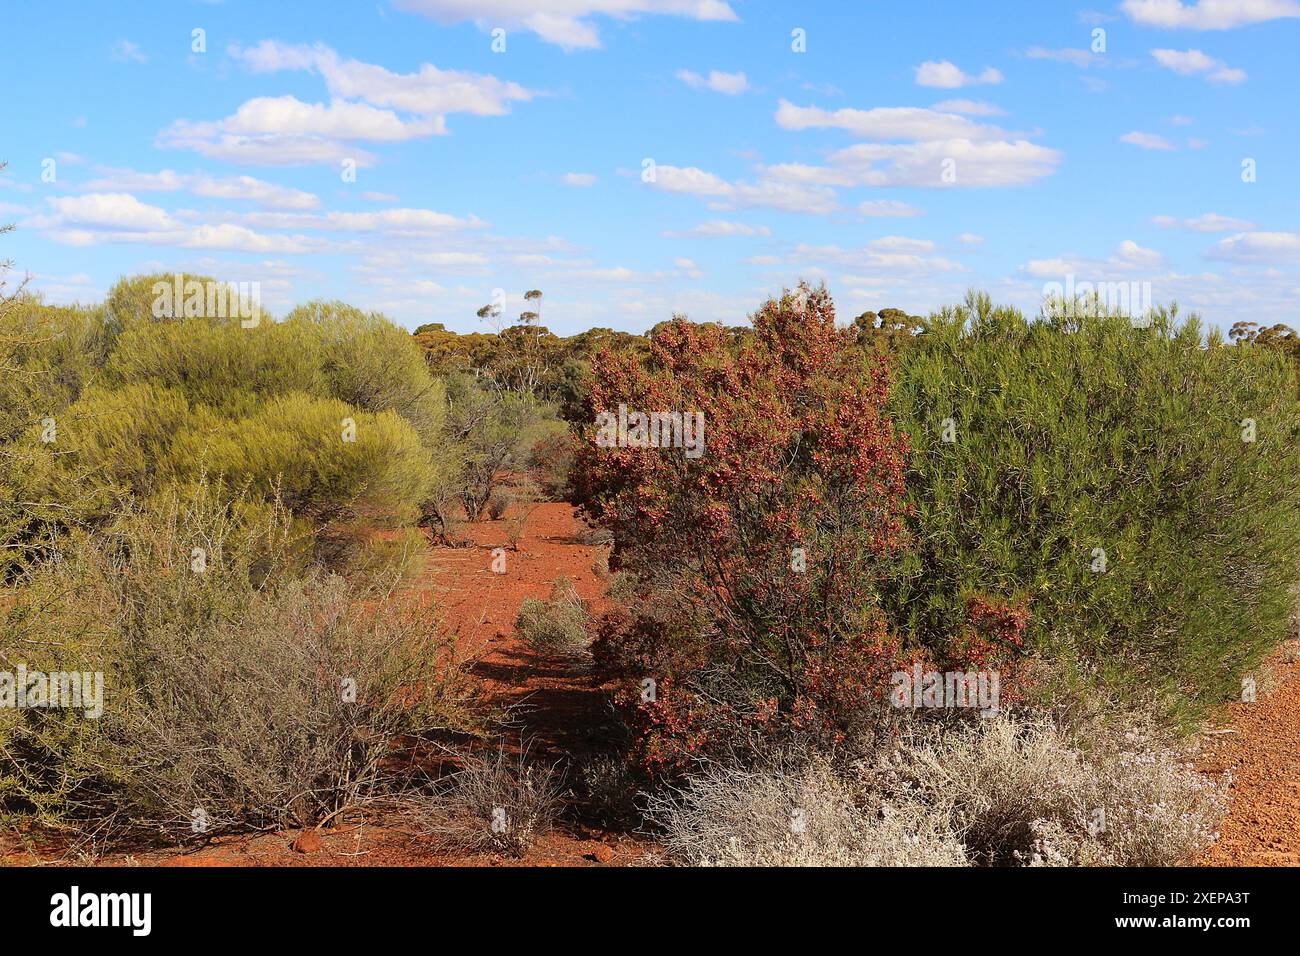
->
1196, 647, 1300, 866
5, 497, 1297, 867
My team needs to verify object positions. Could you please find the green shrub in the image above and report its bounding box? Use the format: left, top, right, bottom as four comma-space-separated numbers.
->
887, 293, 1300, 722
104, 316, 321, 417
515, 578, 589, 656
443, 374, 551, 520
0, 483, 479, 840
285, 300, 446, 438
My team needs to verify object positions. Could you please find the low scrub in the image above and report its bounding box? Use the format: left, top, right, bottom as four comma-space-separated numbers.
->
650, 713, 1226, 867
881, 714, 1227, 866
515, 578, 589, 656
422, 744, 564, 857
648, 755, 965, 867
0, 484, 479, 843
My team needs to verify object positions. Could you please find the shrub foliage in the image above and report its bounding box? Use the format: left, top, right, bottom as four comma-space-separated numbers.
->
887, 293, 1300, 720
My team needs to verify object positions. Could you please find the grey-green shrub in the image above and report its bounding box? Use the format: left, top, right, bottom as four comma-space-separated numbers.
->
515, 577, 589, 655
887, 294, 1300, 722
0, 483, 479, 838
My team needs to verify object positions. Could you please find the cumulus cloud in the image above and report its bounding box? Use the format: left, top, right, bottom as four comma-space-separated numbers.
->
390, 0, 739, 51
228, 41, 537, 115
646, 164, 838, 214
1207, 231, 1300, 262
914, 60, 1003, 88
1021, 240, 1165, 278
162, 42, 537, 166
1151, 48, 1246, 83
1122, 0, 1300, 29
770, 100, 1059, 188
28, 193, 325, 253
768, 238, 965, 276
562, 172, 597, 186
79, 167, 321, 210
221, 207, 483, 233
775, 100, 1016, 142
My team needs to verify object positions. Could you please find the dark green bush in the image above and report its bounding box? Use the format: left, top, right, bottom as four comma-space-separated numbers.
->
887, 293, 1300, 722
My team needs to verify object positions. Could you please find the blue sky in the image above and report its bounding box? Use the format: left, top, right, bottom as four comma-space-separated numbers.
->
1, 0, 1298, 334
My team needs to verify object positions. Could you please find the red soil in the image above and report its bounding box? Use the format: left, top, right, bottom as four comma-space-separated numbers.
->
1196, 646, 1300, 866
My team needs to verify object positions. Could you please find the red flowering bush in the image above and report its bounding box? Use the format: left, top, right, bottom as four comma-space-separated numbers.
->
575, 284, 915, 773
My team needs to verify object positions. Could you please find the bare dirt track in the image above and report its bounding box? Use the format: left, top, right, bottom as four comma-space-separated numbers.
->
1197, 647, 1300, 866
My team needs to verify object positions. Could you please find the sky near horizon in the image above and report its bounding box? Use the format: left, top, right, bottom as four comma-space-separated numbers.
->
1, 0, 1298, 334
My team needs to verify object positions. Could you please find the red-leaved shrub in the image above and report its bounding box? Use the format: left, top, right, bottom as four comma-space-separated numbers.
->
576, 284, 915, 773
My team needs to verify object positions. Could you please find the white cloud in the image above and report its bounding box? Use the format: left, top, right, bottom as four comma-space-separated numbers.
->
676, 69, 749, 94
650, 165, 733, 197
1207, 231, 1300, 262
1151, 48, 1246, 83
228, 41, 536, 116
80, 167, 321, 210
164, 42, 537, 166
1121, 131, 1176, 150
958, 232, 985, 245
1021, 240, 1165, 278
111, 40, 147, 64
223, 96, 444, 140
914, 60, 1004, 88
770, 240, 965, 276
870, 236, 936, 254
770, 99, 1059, 188
859, 200, 924, 218
44, 193, 176, 231
390, 0, 739, 51
931, 99, 1005, 116
562, 172, 597, 186
29, 193, 326, 254
1154, 212, 1257, 232
674, 256, 703, 278
158, 127, 372, 167
1113, 239, 1164, 267
1024, 47, 1105, 68
775, 100, 1016, 142
1122, 0, 1300, 30
228, 208, 483, 233
664, 219, 771, 237
775, 139, 1060, 189
647, 164, 838, 214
